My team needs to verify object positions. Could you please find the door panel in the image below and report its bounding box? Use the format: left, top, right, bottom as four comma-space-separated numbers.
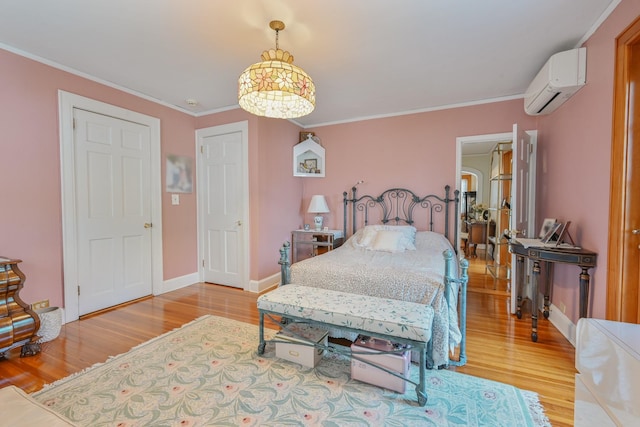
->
75, 109, 152, 315
510, 124, 535, 313
608, 18, 640, 323
198, 123, 248, 288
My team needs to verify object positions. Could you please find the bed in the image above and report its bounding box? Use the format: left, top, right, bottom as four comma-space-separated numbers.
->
278, 186, 469, 368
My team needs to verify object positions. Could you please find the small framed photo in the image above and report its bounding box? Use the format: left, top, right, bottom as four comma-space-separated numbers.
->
539, 218, 557, 239
304, 158, 317, 171
541, 222, 563, 244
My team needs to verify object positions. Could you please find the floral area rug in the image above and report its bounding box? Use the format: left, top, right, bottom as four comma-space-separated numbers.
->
33, 315, 550, 426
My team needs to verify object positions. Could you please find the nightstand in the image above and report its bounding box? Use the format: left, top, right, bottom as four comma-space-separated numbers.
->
291, 229, 344, 263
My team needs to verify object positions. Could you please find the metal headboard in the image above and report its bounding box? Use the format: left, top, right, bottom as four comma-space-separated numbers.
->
342, 185, 460, 250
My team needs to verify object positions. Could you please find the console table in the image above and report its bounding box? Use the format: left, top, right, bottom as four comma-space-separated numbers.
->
0, 257, 41, 358
509, 242, 597, 342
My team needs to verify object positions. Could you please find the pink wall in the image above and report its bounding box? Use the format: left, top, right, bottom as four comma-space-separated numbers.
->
0, 49, 195, 307
302, 101, 536, 233
534, 0, 640, 321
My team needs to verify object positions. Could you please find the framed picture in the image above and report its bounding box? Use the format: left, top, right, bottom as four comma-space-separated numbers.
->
554, 221, 575, 246
304, 158, 318, 172
541, 222, 562, 244
538, 218, 557, 238
166, 154, 193, 193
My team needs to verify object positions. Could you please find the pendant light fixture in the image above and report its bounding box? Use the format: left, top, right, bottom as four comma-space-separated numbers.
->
238, 20, 315, 119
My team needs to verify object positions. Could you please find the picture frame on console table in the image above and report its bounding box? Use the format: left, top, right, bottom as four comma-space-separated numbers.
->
539, 218, 557, 239
554, 221, 576, 246
541, 222, 562, 244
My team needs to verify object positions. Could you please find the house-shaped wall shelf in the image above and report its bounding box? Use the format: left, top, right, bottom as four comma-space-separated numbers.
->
293, 135, 325, 177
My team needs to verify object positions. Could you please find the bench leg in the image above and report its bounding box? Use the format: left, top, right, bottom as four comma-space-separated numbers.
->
257, 311, 266, 355
416, 345, 428, 406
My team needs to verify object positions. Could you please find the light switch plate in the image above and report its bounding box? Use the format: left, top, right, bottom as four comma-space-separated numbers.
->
171, 194, 180, 205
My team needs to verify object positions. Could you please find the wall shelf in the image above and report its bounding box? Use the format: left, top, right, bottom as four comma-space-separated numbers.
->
293, 135, 325, 177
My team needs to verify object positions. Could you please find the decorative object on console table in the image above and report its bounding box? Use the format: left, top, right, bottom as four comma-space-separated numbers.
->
538, 218, 557, 239
307, 195, 330, 230
0, 257, 41, 357
291, 229, 344, 263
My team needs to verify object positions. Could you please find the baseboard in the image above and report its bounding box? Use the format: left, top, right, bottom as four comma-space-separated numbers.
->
161, 272, 199, 294
246, 273, 280, 293
160, 272, 279, 295
548, 303, 577, 347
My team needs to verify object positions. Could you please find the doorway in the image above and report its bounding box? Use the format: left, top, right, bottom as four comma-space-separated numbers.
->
196, 122, 249, 289
458, 134, 511, 298
456, 127, 537, 314
59, 92, 163, 322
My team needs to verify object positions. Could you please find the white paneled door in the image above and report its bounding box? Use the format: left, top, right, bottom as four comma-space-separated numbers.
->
197, 122, 249, 288
74, 108, 153, 315
510, 124, 536, 314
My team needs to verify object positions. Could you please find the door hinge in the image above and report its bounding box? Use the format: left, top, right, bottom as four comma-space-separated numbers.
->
77, 285, 80, 296
202, 259, 205, 267
73, 118, 76, 130
200, 145, 204, 154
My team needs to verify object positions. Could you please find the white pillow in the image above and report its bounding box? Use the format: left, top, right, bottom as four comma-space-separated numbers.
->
373, 225, 416, 250
369, 230, 406, 252
351, 226, 379, 248
352, 224, 417, 250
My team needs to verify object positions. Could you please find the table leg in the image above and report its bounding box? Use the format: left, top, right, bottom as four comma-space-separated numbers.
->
516, 255, 525, 319
579, 267, 591, 319
543, 262, 553, 319
531, 260, 540, 342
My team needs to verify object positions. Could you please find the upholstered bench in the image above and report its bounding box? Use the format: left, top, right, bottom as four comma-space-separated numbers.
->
257, 284, 435, 406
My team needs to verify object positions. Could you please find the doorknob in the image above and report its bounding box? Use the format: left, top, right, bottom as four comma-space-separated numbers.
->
632, 229, 640, 235
144, 223, 152, 228
236, 220, 242, 226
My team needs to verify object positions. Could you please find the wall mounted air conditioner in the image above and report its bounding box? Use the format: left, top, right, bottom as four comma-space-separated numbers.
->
524, 47, 586, 116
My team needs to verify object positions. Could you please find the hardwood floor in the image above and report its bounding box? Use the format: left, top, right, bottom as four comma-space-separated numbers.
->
0, 254, 575, 426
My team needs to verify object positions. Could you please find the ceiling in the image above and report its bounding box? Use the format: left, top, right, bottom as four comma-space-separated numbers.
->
0, 1, 618, 128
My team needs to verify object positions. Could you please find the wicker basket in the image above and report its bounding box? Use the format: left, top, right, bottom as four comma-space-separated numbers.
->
35, 307, 63, 343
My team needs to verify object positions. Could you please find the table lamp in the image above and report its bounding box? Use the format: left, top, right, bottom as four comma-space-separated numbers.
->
307, 195, 330, 230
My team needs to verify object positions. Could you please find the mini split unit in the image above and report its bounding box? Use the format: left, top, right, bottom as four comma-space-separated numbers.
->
524, 47, 587, 116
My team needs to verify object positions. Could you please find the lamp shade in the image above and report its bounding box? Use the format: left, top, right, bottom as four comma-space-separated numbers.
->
307, 195, 329, 213
238, 21, 315, 119
238, 49, 315, 119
